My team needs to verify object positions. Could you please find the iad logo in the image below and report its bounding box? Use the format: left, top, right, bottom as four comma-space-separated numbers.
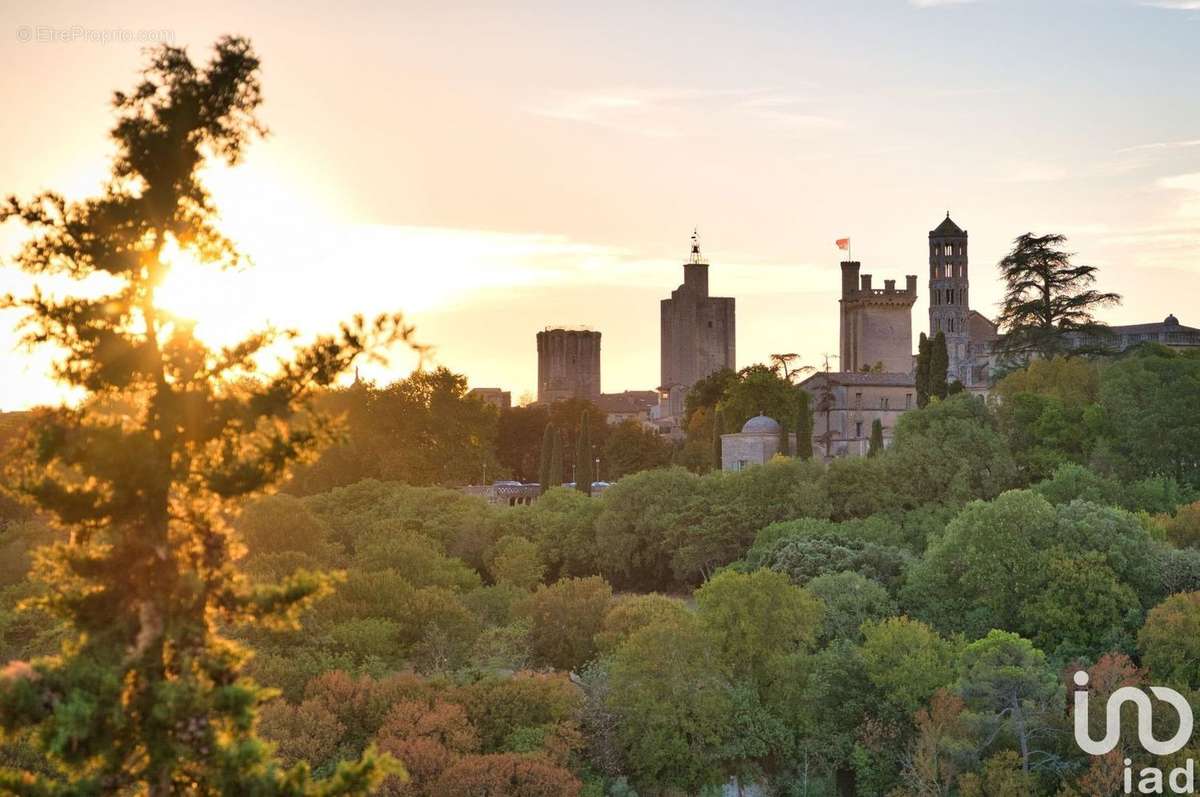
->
1073, 669, 1196, 794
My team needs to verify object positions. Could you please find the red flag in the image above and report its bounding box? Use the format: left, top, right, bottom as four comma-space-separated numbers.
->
836, 238, 850, 250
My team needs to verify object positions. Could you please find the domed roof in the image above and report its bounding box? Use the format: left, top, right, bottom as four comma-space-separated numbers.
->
1165, 314, 1180, 326
741, 414, 781, 434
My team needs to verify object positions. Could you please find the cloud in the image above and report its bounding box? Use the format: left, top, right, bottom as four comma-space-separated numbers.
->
1140, 1, 1200, 9
1117, 138, 1200, 153
528, 88, 845, 137
1157, 172, 1200, 218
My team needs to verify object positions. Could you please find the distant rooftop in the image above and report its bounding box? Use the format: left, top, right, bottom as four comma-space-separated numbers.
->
799, 371, 916, 388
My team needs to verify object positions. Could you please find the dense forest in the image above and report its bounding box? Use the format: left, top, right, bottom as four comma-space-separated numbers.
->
3, 345, 1200, 795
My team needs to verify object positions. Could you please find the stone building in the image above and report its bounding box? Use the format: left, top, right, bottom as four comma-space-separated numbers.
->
596, 390, 660, 427
659, 232, 736, 424
536, 328, 601, 404
467, 387, 511, 411
839, 261, 918, 373
799, 371, 916, 459
721, 414, 794, 471
1067, 314, 1200, 353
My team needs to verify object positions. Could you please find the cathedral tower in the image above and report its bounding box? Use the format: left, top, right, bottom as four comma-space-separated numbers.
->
928, 214, 969, 382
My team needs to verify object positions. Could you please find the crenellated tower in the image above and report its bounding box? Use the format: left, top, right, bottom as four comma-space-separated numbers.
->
928, 213, 970, 382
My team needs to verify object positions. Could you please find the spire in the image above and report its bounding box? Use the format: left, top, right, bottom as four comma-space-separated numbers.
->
689, 227, 703, 264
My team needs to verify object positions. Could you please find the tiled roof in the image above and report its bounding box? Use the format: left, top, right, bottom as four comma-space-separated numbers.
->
799, 371, 916, 388
930, 215, 965, 237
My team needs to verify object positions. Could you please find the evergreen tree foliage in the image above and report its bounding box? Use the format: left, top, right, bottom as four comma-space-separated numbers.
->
575, 411, 593, 495
548, 432, 564, 487
868, 419, 884, 457
537, 423, 555, 494
994, 232, 1121, 359
711, 409, 723, 471
916, 333, 931, 408
930, 331, 950, 400
0, 38, 404, 794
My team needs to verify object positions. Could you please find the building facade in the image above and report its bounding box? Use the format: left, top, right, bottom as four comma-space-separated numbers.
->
839, 262, 918, 374
928, 214, 971, 382
799, 371, 915, 459
659, 233, 736, 422
536, 328, 601, 404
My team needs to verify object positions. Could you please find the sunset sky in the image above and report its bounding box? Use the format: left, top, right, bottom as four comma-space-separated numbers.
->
3, 0, 1200, 409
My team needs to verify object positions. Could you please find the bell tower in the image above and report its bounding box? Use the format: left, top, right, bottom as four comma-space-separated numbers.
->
928, 213, 969, 382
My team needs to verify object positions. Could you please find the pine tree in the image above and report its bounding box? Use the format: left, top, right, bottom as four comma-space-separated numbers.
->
916, 332, 931, 408
994, 232, 1121, 359
537, 423, 555, 494
868, 418, 884, 457
548, 431, 564, 487
575, 411, 593, 495
0, 38, 400, 793
930, 331, 950, 400
795, 392, 813, 460
711, 409, 724, 471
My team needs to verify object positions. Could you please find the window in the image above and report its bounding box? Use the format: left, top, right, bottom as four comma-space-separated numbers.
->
707, 321, 713, 328
855, 421, 863, 437
855, 391, 862, 408
905, 393, 912, 408
881, 397, 889, 409
944, 244, 952, 256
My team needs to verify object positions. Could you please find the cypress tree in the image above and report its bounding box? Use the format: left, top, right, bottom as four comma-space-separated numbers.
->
868, 418, 884, 457
916, 332, 931, 408
795, 391, 813, 460
711, 409, 724, 471
778, 414, 790, 457
575, 411, 593, 495
930, 331, 950, 400
537, 422, 555, 494
548, 431, 564, 487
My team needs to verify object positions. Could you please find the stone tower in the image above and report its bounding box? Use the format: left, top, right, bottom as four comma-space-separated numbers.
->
659, 232, 736, 419
928, 214, 969, 382
838, 262, 918, 373
536, 328, 601, 404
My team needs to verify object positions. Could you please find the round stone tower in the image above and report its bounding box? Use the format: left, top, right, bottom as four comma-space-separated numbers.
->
928, 213, 970, 382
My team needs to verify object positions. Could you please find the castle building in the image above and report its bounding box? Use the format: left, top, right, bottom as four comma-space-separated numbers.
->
799, 371, 915, 459
838, 262, 918, 373
536, 328, 601, 404
659, 232, 736, 422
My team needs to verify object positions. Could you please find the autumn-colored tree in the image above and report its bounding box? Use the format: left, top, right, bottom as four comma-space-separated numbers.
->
373, 699, 479, 796
897, 689, 970, 797
431, 753, 581, 797
0, 37, 403, 793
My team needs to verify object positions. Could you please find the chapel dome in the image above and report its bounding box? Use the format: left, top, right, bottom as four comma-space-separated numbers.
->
741, 414, 781, 434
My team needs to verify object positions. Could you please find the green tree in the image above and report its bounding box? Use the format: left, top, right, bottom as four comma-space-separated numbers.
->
0, 37, 397, 793
930, 331, 949, 400
1138, 591, 1200, 690
602, 419, 671, 480
868, 418, 884, 457
521, 576, 613, 671
956, 631, 1060, 773
916, 333, 931, 408
537, 422, 556, 493
497, 404, 551, 484
795, 391, 813, 460
574, 410, 593, 494
716, 364, 802, 431
859, 617, 958, 715
711, 408, 724, 470
485, 535, 546, 591
994, 232, 1121, 359
547, 432, 564, 488
806, 571, 895, 644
